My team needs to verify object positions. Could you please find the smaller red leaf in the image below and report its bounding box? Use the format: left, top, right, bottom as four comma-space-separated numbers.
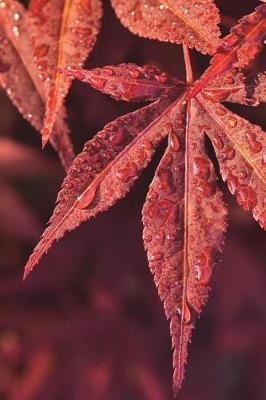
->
57, 63, 185, 102
0, 0, 74, 169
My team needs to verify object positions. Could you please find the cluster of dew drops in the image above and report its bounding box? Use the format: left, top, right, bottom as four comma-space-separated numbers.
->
125, 0, 220, 42
0, 2, 20, 38
0, 2, 35, 119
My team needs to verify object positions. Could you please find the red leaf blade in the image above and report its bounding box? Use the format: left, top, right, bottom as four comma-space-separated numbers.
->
142, 100, 227, 393
204, 69, 266, 105
111, 0, 221, 54
57, 63, 185, 102
186, 4, 266, 100
24, 94, 185, 278
197, 94, 266, 229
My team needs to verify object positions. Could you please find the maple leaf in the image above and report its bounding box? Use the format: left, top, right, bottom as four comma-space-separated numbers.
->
23, 3, 266, 397
27, 0, 102, 145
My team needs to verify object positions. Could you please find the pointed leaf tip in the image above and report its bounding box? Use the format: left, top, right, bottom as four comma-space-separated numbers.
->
41, 127, 50, 148
142, 99, 227, 393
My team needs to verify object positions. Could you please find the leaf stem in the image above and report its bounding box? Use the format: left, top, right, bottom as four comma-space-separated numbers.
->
182, 44, 193, 85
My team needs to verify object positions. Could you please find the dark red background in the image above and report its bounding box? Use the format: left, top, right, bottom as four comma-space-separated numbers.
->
0, 1, 265, 399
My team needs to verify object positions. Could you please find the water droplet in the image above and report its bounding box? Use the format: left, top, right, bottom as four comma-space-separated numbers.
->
227, 117, 237, 129
224, 76, 234, 85
212, 134, 224, 150
34, 43, 49, 59
157, 72, 168, 83
245, 131, 262, 154
109, 129, 124, 145
176, 302, 192, 324
169, 133, 180, 152
76, 184, 97, 209
166, 232, 176, 242
129, 68, 140, 78
236, 186, 257, 210
147, 200, 174, 223
116, 162, 137, 182
12, 26, 19, 37
239, 170, 248, 180
141, 139, 153, 151
156, 230, 165, 245
215, 107, 226, 116
226, 174, 238, 194
104, 68, 114, 76
148, 251, 163, 262
13, 12, 20, 21
192, 157, 210, 180
221, 146, 235, 160
158, 171, 174, 194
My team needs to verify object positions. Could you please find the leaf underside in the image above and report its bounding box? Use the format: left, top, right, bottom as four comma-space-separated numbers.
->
0, 0, 74, 169
27, 0, 102, 145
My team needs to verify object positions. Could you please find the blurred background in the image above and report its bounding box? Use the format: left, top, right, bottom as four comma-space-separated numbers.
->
0, 0, 266, 399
